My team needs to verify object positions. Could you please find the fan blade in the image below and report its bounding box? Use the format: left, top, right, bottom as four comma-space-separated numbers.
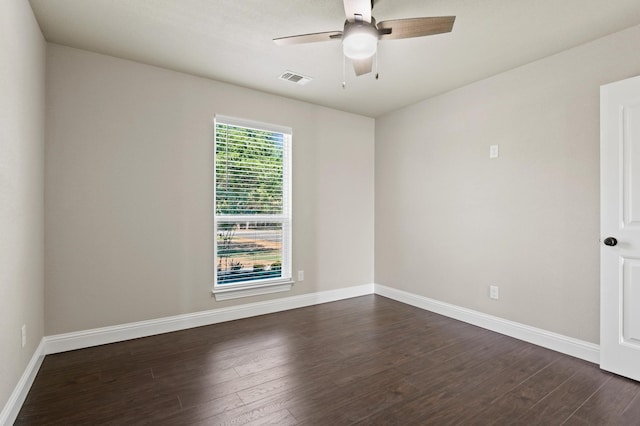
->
343, 0, 372, 23
273, 31, 342, 46
378, 16, 455, 40
352, 56, 373, 76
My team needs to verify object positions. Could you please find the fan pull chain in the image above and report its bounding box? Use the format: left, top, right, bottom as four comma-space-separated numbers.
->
342, 54, 346, 89
375, 50, 379, 80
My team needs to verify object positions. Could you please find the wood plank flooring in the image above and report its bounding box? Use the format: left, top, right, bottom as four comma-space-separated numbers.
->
16, 295, 640, 425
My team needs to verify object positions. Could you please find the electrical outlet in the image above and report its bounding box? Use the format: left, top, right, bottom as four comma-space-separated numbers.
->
490, 144, 499, 159
21, 324, 26, 348
489, 285, 499, 300
297, 270, 304, 281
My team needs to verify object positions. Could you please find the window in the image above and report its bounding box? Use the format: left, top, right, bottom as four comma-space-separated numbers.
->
213, 115, 292, 300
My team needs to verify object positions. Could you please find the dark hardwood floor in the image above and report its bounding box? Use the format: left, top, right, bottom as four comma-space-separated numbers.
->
16, 295, 640, 425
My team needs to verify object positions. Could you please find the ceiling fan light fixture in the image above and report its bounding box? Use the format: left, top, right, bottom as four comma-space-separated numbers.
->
342, 22, 378, 60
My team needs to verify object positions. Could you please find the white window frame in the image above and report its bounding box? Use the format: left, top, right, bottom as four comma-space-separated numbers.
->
212, 115, 293, 301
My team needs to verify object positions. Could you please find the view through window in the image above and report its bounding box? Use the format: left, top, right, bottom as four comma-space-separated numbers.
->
214, 116, 291, 290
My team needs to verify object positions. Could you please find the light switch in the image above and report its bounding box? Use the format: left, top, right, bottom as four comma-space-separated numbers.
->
489, 145, 499, 159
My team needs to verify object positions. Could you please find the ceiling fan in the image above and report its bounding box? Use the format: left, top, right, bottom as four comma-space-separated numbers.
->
273, 0, 455, 77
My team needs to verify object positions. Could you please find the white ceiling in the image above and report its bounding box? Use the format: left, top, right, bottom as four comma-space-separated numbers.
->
29, 0, 640, 117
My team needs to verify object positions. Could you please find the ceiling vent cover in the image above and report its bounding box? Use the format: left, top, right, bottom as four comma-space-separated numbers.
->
279, 71, 312, 85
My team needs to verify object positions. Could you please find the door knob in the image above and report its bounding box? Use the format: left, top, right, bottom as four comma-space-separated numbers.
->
604, 237, 618, 246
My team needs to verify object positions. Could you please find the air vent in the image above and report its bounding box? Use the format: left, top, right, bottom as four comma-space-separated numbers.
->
279, 71, 312, 85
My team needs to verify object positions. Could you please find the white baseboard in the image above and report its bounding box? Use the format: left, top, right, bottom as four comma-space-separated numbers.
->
0, 339, 46, 426
40, 281, 600, 362
374, 284, 600, 364
44, 283, 375, 355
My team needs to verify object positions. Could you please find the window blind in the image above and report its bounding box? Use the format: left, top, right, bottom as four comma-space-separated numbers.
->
214, 116, 291, 287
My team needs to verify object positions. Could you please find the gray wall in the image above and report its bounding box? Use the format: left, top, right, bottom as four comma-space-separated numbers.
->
0, 0, 46, 412
375, 24, 640, 344
44, 44, 375, 335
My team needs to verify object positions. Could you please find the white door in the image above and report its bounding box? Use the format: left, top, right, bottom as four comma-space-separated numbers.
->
601, 75, 640, 381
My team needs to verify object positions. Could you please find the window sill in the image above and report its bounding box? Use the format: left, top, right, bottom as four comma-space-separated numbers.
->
212, 280, 294, 301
